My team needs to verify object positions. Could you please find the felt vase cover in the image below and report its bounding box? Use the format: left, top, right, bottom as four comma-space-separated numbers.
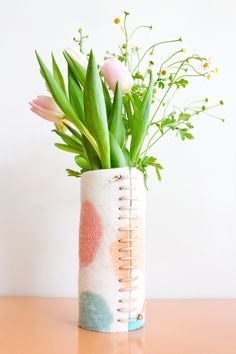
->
79, 167, 146, 332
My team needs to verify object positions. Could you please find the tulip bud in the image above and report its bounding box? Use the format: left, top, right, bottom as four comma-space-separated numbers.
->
65, 46, 88, 68
100, 58, 133, 94
29, 95, 64, 122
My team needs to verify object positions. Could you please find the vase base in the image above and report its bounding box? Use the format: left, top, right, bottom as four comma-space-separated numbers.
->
78, 321, 144, 333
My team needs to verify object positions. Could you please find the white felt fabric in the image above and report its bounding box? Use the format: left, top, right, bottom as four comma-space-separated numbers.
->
78, 167, 145, 332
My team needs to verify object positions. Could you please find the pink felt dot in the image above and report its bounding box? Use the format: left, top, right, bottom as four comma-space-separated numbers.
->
79, 200, 102, 267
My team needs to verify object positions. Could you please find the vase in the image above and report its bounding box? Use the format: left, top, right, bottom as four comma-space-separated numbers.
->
78, 167, 145, 332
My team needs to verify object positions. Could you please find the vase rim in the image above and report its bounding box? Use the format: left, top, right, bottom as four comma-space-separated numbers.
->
81, 166, 141, 178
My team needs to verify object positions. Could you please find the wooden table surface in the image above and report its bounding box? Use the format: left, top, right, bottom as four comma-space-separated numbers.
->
0, 298, 235, 354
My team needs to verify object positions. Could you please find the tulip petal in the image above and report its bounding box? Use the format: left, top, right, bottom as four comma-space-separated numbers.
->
101, 58, 133, 93
30, 106, 61, 123
30, 101, 63, 119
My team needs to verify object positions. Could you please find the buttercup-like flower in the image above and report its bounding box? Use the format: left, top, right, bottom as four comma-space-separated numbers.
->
159, 68, 169, 78
201, 58, 211, 71
29, 96, 64, 122
100, 58, 133, 93
65, 46, 88, 67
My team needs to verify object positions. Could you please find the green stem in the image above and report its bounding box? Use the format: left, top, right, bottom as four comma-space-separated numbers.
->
159, 49, 183, 73
150, 55, 203, 125
129, 25, 152, 40
168, 55, 206, 68
123, 14, 129, 66
202, 111, 225, 121
175, 73, 207, 80
142, 104, 221, 156
181, 62, 206, 76
132, 37, 182, 73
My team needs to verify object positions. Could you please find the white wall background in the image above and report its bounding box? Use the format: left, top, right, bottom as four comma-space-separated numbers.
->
0, 0, 235, 298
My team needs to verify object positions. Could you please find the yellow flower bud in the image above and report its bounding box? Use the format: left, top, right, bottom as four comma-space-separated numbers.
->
114, 18, 121, 24
215, 67, 219, 73
207, 74, 211, 80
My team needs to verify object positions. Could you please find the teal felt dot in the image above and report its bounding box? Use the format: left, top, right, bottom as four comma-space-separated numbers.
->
128, 318, 144, 331
79, 291, 113, 332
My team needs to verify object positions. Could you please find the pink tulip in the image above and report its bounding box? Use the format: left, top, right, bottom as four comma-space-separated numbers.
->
100, 58, 133, 93
29, 96, 64, 122
65, 46, 88, 68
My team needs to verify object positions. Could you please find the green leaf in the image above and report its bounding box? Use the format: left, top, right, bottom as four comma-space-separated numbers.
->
175, 78, 188, 88
35, 51, 99, 157
67, 69, 102, 169
52, 130, 83, 150
130, 73, 153, 165
84, 50, 110, 169
132, 94, 142, 111
123, 95, 133, 133
178, 112, 191, 121
63, 50, 86, 87
63, 123, 82, 142
68, 67, 84, 121
122, 147, 131, 166
102, 80, 112, 117
133, 72, 144, 81
137, 156, 163, 189
66, 169, 82, 178
74, 156, 89, 170
161, 116, 177, 130
158, 81, 165, 89
55, 143, 82, 154
109, 132, 128, 168
51, 53, 66, 94
109, 82, 125, 148
178, 128, 194, 140
82, 137, 102, 170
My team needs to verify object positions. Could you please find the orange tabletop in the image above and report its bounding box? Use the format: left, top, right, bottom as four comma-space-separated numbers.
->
0, 297, 235, 354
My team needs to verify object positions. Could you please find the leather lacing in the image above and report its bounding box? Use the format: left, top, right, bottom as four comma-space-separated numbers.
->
110, 174, 141, 324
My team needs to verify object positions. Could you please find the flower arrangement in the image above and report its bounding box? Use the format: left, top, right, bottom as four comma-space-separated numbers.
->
30, 12, 224, 187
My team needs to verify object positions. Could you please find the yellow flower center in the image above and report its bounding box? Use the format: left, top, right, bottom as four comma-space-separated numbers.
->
161, 70, 167, 76
114, 18, 121, 24
203, 62, 209, 69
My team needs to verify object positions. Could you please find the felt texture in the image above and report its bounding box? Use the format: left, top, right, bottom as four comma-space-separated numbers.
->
79, 200, 102, 267
78, 167, 145, 332
79, 291, 113, 331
